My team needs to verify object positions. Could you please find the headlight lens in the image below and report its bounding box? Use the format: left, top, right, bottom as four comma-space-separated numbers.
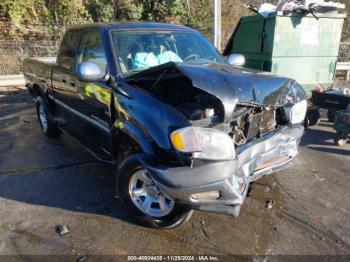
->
170, 127, 235, 160
283, 81, 307, 124
286, 100, 307, 124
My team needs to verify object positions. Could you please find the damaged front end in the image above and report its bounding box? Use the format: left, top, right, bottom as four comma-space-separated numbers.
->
125, 62, 306, 217
141, 125, 303, 216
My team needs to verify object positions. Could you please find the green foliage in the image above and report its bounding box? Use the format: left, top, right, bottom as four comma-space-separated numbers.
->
115, 0, 188, 23
1, 0, 93, 38
86, 0, 114, 22
137, 0, 187, 23
0, 0, 50, 37
115, 0, 212, 33
48, 0, 92, 26
0, 0, 212, 39
116, 0, 143, 20
186, 0, 213, 34
0, 0, 214, 38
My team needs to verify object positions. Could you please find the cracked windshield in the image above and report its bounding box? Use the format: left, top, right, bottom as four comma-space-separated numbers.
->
112, 30, 227, 75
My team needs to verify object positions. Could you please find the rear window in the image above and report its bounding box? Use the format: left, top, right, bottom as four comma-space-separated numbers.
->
57, 30, 82, 70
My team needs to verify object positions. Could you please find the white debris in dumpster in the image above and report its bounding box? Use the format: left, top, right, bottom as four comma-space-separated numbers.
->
305, 0, 345, 9
277, 0, 345, 15
258, 3, 277, 17
310, 1, 345, 13
245, 1, 345, 18
278, 1, 304, 15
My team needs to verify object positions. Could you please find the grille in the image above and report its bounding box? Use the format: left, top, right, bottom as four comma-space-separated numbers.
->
244, 108, 276, 141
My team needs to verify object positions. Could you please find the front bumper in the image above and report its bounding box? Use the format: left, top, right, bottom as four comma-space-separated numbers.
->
143, 125, 304, 217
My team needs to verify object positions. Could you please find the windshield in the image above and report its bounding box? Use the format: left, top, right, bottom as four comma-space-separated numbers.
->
111, 30, 227, 75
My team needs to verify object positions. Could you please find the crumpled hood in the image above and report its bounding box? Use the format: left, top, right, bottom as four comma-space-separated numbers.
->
178, 63, 293, 103
127, 62, 298, 118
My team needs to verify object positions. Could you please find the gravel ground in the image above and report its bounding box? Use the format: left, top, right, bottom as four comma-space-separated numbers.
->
0, 91, 349, 258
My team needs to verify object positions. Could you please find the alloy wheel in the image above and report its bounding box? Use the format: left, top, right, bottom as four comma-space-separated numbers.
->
128, 169, 174, 217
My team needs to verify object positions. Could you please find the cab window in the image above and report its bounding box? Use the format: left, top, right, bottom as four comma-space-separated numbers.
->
76, 30, 108, 74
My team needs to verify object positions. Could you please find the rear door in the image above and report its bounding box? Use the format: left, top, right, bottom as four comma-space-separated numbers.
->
52, 30, 83, 121
69, 29, 113, 154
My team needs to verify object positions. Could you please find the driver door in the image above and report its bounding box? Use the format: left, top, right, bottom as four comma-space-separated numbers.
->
69, 29, 113, 154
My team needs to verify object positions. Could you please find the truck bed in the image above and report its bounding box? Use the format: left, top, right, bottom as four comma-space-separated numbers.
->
23, 56, 56, 94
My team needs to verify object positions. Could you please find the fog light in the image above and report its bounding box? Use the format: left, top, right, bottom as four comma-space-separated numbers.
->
191, 191, 221, 201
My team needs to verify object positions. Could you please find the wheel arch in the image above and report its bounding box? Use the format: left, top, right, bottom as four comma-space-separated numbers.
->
33, 83, 56, 114
112, 121, 155, 158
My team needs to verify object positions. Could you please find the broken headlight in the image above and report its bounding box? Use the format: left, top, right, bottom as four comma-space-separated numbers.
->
170, 127, 235, 160
289, 100, 307, 124
283, 81, 307, 124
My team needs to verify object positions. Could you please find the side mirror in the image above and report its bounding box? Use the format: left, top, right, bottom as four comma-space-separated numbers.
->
77, 62, 106, 82
227, 53, 245, 67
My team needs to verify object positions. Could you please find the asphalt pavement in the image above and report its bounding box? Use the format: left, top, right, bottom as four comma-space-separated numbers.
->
0, 90, 349, 257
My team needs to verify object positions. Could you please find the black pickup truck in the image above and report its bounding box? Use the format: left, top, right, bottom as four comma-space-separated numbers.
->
23, 22, 306, 228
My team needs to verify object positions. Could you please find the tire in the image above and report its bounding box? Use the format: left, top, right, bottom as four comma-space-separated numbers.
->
306, 108, 321, 126
116, 155, 193, 229
36, 99, 60, 137
327, 109, 336, 123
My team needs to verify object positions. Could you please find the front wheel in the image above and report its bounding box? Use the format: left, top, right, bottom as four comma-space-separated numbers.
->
116, 155, 193, 229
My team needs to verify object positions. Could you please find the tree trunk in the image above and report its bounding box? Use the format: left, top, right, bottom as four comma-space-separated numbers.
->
111, 0, 120, 19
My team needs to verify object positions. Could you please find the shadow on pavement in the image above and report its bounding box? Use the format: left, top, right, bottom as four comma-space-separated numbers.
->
300, 127, 336, 147
300, 121, 349, 155
0, 160, 139, 225
0, 93, 139, 226
306, 146, 350, 156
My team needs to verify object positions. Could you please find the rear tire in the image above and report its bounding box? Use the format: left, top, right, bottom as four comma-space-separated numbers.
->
36, 99, 60, 137
116, 155, 193, 229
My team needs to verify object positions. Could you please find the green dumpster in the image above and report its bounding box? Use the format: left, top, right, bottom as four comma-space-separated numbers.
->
223, 12, 346, 98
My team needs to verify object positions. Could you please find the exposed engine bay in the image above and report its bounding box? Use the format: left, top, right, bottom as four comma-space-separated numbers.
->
155, 86, 224, 123
229, 105, 277, 145
159, 88, 281, 146
127, 67, 290, 146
